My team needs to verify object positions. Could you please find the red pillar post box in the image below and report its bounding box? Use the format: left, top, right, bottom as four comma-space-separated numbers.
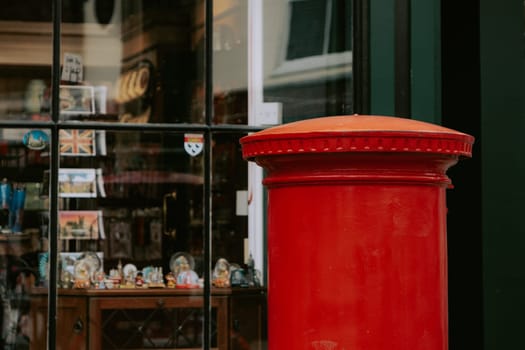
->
240, 115, 474, 350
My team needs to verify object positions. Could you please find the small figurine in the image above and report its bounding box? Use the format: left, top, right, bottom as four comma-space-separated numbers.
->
148, 267, 166, 288
176, 269, 199, 288
246, 254, 261, 287
98, 280, 106, 289
73, 265, 91, 289
122, 273, 135, 288
105, 279, 114, 289
109, 269, 122, 287
174, 256, 199, 288
94, 271, 106, 289
165, 272, 176, 288
60, 270, 73, 289
135, 272, 144, 287
212, 258, 230, 288
230, 268, 249, 288
117, 260, 123, 279
173, 255, 191, 279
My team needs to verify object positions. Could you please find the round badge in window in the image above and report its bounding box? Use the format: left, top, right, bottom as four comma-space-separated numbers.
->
23, 129, 49, 150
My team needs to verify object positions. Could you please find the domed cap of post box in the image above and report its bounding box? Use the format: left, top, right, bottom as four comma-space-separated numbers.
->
241, 115, 474, 160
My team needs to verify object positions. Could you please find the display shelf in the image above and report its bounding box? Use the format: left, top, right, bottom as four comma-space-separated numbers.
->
30, 287, 266, 350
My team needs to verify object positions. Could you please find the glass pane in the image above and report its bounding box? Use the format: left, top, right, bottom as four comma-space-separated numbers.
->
211, 132, 267, 348
0, 128, 51, 348
0, 2, 53, 348
0, 2, 52, 121
264, 0, 353, 122
213, 1, 248, 125
328, 0, 352, 54
286, 0, 327, 60
59, 1, 205, 124
56, 130, 206, 349
211, 133, 247, 265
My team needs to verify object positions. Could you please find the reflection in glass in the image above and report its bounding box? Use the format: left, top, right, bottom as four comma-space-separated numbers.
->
0, 2, 52, 121
57, 1, 205, 124
57, 131, 204, 274
0, 128, 51, 348
213, 1, 248, 125
0, 0, 272, 348
211, 133, 248, 266
264, 0, 353, 122
52, 130, 207, 348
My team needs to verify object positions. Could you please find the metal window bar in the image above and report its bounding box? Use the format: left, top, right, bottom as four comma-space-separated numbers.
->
49, 2, 61, 350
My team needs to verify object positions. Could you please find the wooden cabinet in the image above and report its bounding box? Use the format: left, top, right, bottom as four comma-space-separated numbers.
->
229, 291, 267, 350
30, 295, 87, 350
30, 287, 266, 350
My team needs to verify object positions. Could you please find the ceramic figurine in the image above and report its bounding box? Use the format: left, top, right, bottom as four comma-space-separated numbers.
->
135, 272, 144, 287
212, 258, 230, 288
165, 272, 176, 288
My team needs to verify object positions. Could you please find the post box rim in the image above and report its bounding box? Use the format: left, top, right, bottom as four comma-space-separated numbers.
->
240, 115, 474, 160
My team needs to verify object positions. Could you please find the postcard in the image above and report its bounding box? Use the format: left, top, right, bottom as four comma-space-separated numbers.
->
61, 53, 83, 83
59, 210, 102, 240
59, 129, 96, 156
59, 85, 95, 115
59, 168, 97, 198
59, 251, 104, 276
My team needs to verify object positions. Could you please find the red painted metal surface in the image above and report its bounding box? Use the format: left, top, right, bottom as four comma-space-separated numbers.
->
240, 115, 474, 350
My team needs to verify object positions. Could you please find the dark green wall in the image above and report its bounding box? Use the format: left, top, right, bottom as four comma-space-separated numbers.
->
370, 0, 525, 347
411, 0, 441, 123
370, 0, 441, 123
370, 0, 395, 115
480, 1, 525, 348
371, 0, 485, 348
441, 1, 483, 348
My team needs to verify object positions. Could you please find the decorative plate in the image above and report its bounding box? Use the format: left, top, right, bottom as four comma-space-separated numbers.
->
78, 251, 102, 272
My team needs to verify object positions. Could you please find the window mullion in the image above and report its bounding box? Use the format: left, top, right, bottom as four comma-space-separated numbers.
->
49, 0, 61, 349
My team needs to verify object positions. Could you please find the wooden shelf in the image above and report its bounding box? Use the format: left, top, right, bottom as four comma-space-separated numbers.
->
30, 287, 266, 350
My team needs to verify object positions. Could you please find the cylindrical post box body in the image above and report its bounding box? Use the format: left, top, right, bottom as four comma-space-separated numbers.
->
241, 116, 473, 350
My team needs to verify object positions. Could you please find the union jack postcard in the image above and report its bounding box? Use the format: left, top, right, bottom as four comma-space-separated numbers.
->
59, 129, 96, 156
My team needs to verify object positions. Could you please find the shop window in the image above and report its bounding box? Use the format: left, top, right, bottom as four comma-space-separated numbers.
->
0, 0, 359, 348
